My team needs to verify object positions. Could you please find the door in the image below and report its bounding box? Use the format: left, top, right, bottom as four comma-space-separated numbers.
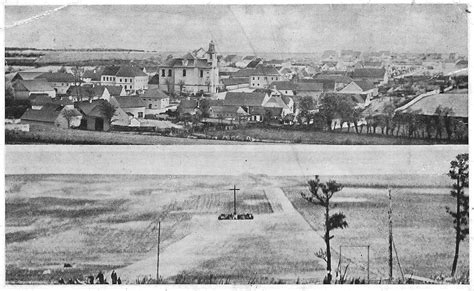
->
95, 117, 104, 131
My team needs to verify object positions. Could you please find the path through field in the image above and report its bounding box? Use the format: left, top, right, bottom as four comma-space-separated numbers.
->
118, 187, 327, 282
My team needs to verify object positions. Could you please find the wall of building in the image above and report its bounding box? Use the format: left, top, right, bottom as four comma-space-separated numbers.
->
250, 75, 282, 88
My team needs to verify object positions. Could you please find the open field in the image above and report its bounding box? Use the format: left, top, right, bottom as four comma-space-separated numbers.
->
6, 124, 248, 145
5, 174, 468, 284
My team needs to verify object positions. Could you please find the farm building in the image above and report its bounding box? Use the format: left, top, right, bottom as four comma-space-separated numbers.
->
140, 88, 170, 115
111, 96, 147, 119
20, 103, 82, 128
13, 80, 57, 100
75, 100, 128, 131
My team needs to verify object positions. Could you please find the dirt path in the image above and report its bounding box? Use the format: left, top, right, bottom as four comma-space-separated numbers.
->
117, 187, 327, 283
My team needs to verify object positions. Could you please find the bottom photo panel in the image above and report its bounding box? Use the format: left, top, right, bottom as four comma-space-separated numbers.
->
4, 145, 469, 285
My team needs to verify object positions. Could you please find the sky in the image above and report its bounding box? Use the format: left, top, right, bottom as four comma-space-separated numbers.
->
5, 4, 469, 54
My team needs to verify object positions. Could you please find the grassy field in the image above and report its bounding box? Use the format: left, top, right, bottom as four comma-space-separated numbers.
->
211, 127, 464, 145
5, 174, 468, 284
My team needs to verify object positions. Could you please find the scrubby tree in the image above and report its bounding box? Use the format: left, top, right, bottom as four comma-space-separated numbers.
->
198, 98, 211, 118
446, 153, 469, 277
98, 100, 117, 129
301, 175, 348, 283
297, 96, 315, 126
61, 108, 78, 128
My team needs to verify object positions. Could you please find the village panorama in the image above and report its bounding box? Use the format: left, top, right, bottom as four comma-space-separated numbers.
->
4, 5, 468, 145
4, 4, 469, 287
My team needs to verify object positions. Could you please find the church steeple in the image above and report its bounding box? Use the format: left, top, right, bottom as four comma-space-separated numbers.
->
207, 40, 216, 55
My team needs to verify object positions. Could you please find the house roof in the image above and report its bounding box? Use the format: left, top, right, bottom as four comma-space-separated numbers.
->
104, 85, 124, 96
224, 92, 266, 107
179, 99, 199, 109
67, 86, 97, 98
251, 65, 280, 76
398, 93, 467, 118
352, 68, 386, 79
270, 81, 296, 91
222, 78, 249, 86
14, 80, 55, 92
224, 54, 238, 62
281, 95, 293, 106
264, 96, 289, 109
296, 81, 325, 92
140, 88, 169, 99
21, 104, 78, 123
243, 55, 255, 61
12, 71, 44, 81
75, 100, 109, 118
354, 79, 375, 91
231, 68, 255, 78
148, 74, 160, 85
211, 105, 246, 114
36, 72, 76, 83
114, 96, 146, 108
102, 66, 121, 76
163, 57, 211, 69
82, 68, 103, 81
314, 74, 353, 84
116, 66, 147, 77
246, 58, 263, 68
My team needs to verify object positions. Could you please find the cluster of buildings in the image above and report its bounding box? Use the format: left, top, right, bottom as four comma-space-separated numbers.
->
6, 40, 468, 133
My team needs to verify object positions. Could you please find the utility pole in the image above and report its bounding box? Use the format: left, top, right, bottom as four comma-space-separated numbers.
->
228, 185, 240, 215
157, 221, 161, 283
388, 188, 393, 282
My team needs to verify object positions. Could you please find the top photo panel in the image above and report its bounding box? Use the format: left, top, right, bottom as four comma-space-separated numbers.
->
5, 4, 468, 145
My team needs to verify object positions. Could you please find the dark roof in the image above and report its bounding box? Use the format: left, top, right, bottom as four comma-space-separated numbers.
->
102, 66, 121, 76
231, 68, 255, 78
82, 68, 103, 81
140, 88, 169, 99
296, 81, 325, 91
36, 72, 76, 83
224, 92, 266, 107
114, 96, 146, 108
352, 68, 386, 79
281, 95, 293, 106
12, 71, 44, 81
104, 86, 124, 96
270, 81, 296, 91
251, 65, 280, 76
209, 99, 224, 106
21, 104, 73, 123
163, 57, 211, 69
116, 66, 147, 77
14, 80, 55, 92
246, 58, 263, 68
211, 105, 246, 114
67, 86, 97, 98
314, 74, 353, 84
75, 100, 109, 118
243, 55, 255, 61
222, 78, 249, 86
354, 79, 375, 91
179, 99, 199, 109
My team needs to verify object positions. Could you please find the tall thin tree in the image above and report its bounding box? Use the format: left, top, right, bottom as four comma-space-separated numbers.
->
301, 175, 348, 283
446, 153, 469, 277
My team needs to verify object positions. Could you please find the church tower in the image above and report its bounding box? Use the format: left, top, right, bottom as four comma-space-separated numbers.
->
207, 40, 218, 96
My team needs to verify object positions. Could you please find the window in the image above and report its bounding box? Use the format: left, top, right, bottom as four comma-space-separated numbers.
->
252, 83, 255, 87
138, 112, 143, 118
200, 70, 204, 78
258, 83, 260, 87
120, 79, 122, 82
149, 104, 152, 109
161, 69, 165, 77
183, 69, 186, 77
253, 77, 255, 80
168, 69, 172, 77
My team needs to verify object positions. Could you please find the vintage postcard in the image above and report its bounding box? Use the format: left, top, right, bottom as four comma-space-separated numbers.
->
2, 1, 470, 287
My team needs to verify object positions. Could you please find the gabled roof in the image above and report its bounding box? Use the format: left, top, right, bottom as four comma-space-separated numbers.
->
116, 66, 147, 77
114, 96, 146, 108
354, 79, 375, 91
36, 72, 76, 83
102, 66, 121, 76
104, 86, 124, 97
231, 68, 255, 78
12, 71, 44, 81
264, 96, 289, 109
211, 105, 246, 114
21, 103, 72, 123
352, 68, 386, 79
224, 92, 266, 107
148, 74, 160, 85
270, 81, 296, 91
82, 68, 103, 81
243, 55, 255, 61
140, 88, 169, 99
222, 78, 249, 86
251, 65, 280, 76
314, 74, 353, 84
179, 99, 199, 109
14, 80, 55, 92
67, 86, 97, 98
296, 82, 325, 91
75, 100, 109, 118
163, 57, 211, 69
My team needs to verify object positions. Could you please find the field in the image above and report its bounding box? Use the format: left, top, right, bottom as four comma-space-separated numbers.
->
5, 174, 469, 284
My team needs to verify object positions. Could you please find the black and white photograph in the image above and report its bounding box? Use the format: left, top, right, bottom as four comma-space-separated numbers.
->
2, 1, 470, 287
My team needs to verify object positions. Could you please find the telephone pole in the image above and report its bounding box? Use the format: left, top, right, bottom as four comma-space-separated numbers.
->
388, 188, 393, 282
228, 185, 240, 215
157, 221, 161, 283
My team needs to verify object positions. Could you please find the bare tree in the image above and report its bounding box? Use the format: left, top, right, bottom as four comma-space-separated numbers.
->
98, 100, 117, 129
446, 153, 469, 277
301, 175, 348, 283
61, 108, 79, 128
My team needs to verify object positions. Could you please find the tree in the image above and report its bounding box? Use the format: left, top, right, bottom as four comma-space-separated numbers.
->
198, 98, 211, 118
301, 175, 348, 283
98, 100, 117, 129
61, 108, 78, 128
446, 153, 469, 277
297, 96, 315, 125
319, 93, 339, 130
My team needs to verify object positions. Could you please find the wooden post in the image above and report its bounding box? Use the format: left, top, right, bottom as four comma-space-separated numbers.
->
157, 221, 161, 283
388, 188, 393, 282
367, 245, 370, 283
